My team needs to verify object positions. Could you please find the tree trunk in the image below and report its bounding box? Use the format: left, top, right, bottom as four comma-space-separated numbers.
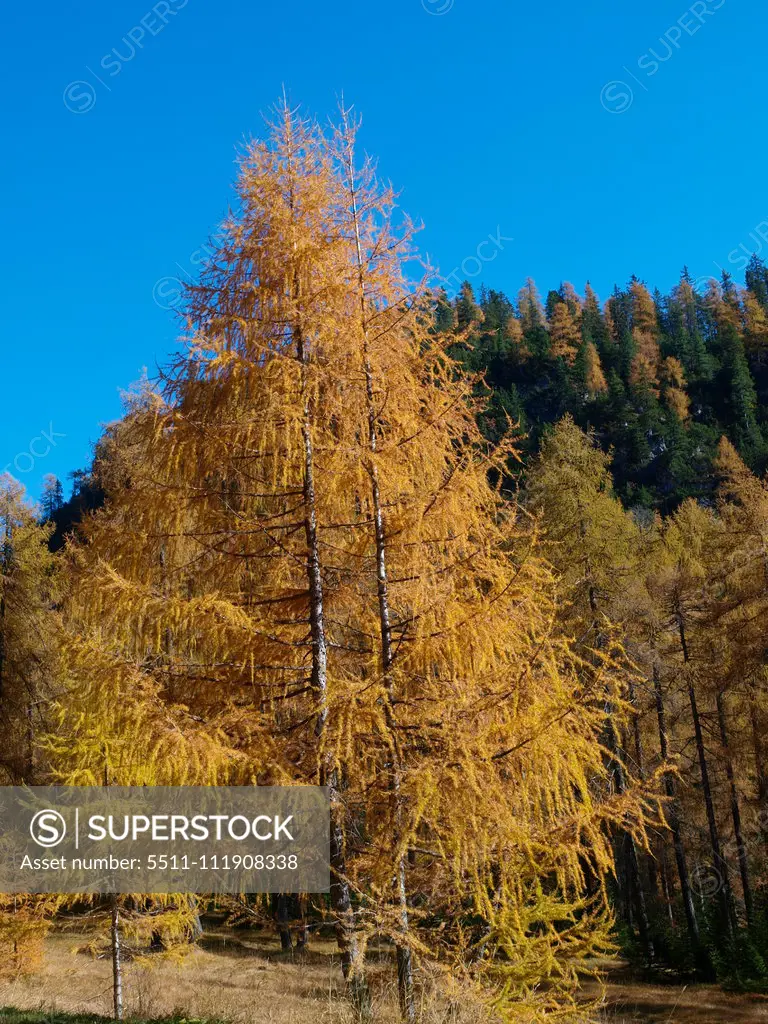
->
653, 663, 699, 946
275, 894, 293, 951
716, 689, 753, 925
677, 614, 736, 939
25, 702, 35, 783
342, 119, 415, 1023
189, 896, 203, 941
607, 717, 654, 966
629, 679, 659, 901
659, 850, 675, 926
362, 289, 415, 1024
110, 896, 124, 1021
295, 895, 309, 949
578, 513, 653, 963
295, 284, 370, 1018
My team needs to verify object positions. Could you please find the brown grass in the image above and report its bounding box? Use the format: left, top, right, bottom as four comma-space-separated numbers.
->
587, 978, 768, 1023
2, 927, 768, 1023
0, 927, 491, 1024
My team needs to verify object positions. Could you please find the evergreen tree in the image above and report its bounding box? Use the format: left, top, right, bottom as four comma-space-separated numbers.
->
40, 475, 64, 523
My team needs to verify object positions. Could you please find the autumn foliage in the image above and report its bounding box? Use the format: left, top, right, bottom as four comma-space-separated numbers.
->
7, 102, 768, 1021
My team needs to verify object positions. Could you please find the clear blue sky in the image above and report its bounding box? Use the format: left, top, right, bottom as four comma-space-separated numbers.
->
3, 0, 766, 500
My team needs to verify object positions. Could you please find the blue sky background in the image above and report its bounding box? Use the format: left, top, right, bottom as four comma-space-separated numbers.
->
2, 0, 766, 500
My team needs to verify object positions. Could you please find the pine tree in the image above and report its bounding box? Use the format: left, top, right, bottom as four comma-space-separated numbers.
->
40, 475, 64, 524
517, 278, 549, 359
746, 255, 768, 311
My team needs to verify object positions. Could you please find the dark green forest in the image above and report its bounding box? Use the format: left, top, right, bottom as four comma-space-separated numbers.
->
434, 257, 768, 512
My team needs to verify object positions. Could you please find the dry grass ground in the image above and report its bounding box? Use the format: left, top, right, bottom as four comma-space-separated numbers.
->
0, 926, 489, 1024
585, 978, 768, 1023
2, 927, 768, 1023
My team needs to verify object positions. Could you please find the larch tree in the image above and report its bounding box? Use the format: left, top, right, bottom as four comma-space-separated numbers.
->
743, 290, 768, 365
0, 476, 60, 980
43, 409, 238, 1021
0, 475, 60, 784
629, 282, 661, 395
712, 438, 768, 908
548, 301, 581, 366
582, 341, 608, 398
524, 417, 661, 966
57, 104, 658, 1022
655, 503, 739, 942
660, 357, 690, 424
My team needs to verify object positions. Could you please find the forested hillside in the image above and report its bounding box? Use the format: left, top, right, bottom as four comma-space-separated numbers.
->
441, 263, 768, 512
4, 108, 768, 1022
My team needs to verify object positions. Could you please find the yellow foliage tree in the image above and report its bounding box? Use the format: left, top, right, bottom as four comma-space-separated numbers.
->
59, 104, 655, 1022
629, 282, 661, 393
0, 475, 59, 784
743, 290, 768, 362
0, 478, 61, 979
549, 302, 580, 365
583, 341, 608, 397
660, 356, 690, 423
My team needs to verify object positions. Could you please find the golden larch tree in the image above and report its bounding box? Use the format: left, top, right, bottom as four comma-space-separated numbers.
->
59, 104, 655, 1022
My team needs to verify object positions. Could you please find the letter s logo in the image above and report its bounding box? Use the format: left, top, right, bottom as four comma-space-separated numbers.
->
30, 810, 67, 848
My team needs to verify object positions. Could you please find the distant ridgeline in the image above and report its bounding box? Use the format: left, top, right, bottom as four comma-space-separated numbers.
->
437, 256, 768, 513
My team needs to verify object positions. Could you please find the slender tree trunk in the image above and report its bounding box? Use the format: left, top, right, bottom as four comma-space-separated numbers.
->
295, 293, 370, 1019
343, 121, 415, 1023
361, 284, 416, 1024
653, 663, 699, 945
275, 894, 293, 951
159, 547, 176, 702
716, 689, 753, 925
659, 850, 675, 926
25, 702, 35, 782
189, 896, 203, 942
607, 717, 654, 965
295, 895, 309, 949
585, 546, 652, 965
110, 895, 124, 1021
302, 406, 367, 1012
629, 679, 659, 901
677, 613, 736, 939
282, 124, 371, 1014
627, 838, 653, 961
